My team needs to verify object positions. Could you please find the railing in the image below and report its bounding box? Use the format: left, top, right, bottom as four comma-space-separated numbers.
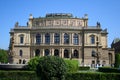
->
10, 26, 100, 31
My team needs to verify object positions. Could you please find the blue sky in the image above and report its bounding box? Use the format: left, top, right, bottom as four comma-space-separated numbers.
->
0, 0, 120, 49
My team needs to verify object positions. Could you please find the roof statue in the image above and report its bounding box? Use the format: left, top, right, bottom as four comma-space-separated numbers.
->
97, 22, 101, 27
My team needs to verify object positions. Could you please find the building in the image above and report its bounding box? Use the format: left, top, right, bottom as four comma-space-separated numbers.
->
111, 38, 120, 54
9, 13, 114, 67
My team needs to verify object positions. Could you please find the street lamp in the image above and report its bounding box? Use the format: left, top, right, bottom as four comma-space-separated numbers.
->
96, 36, 100, 67
81, 27, 85, 66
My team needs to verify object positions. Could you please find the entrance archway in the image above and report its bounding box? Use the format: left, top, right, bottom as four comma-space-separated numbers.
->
74, 50, 79, 58
54, 49, 59, 56
64, 49, 69, 58
45, 49, 50, 56
109, 53, 113, 65
35, 49, 40, 56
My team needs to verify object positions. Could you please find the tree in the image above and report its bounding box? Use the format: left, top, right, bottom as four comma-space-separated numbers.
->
27, 56, 40, 71
36, 56, 67, 80
115, 53, 120, 68
0, 49, 8, 63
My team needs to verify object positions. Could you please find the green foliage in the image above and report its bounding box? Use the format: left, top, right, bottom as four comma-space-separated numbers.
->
78, 66, 90, 70
0, 49, 8, 63
36, 56, 67, 80
64, 59, 78, 72
0, 71, 120, 80
27, 57, 40, 71
0, 71, 38, 80
65, 72, 120, 80
115, 53, 120, 68
98, 67, 120, 73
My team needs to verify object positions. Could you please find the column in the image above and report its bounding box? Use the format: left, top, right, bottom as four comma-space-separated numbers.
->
59, 48, 61, 57
79, 34, 81, 45
69, 33, 73, 45
53, 33, 54, 44
60, 33, 64, 45
42, 33, 45, 44
41, 33, 43, 44
51, 48, 54, 56
61, 48, 64, 58
71, 33, 73, 45
42, 49, 44, 56
71, 48, 74, 58
50, 33, 54, 45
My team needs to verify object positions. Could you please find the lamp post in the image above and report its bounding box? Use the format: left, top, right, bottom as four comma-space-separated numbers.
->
81, 27, 85, 66
96, 36, 100, 67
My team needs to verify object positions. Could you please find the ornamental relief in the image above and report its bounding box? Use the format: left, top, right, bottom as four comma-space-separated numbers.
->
46, 20, 52, 26
54, 20, 60, 26
34, 19, 84, 27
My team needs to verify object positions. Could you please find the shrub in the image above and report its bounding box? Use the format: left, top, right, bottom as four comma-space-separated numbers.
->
78, 66, 90, 70
98, 67, 120, 73
64, 59, 78, 72
0, 71, 37, 80
0, 71, 120, 80
65, 72, 120, 80
36, 56, 67, 80
27, 57, 40, 71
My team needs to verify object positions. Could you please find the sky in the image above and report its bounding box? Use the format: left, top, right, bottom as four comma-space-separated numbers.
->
0, 0, 120, 50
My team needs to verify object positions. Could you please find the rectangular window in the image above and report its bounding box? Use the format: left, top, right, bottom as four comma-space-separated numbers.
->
91, 36, 95, 44
74, 38, 79, 45
20, 36, 24, 44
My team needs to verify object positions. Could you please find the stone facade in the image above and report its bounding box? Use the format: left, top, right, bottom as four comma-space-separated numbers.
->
9, 13, 114, 67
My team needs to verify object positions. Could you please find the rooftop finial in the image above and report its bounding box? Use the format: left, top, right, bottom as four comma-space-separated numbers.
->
84, 14, 88, 19
15, 22, 19, 27
29, 14, 33, 19
97, 22, 101, 27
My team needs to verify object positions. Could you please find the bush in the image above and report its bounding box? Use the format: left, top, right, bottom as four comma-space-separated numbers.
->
65, 72, 120, 80
78, 66, 90, 70
115, 53, 120, 68
64, 59, 78, 72
27, 57, 40, 71
0, 71, 37, 80
98, 67, 120, 73
36, 56, 67, 80
0, 71, 120, 80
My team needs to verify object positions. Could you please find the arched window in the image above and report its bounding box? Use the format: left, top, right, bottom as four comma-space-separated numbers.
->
64, 33, 69, 44
45, 49, 50, 56
64, 49, 69, 58
73, 34, 79, 45
91, 50, 96, 57
19, 50, 23, 57
35, 49, 40, 56
91, 36, 95, 44
45, 33, 50, 44
54, 49, 59, 56
74, 50, 79, 58
36, 34, 41, 44
109, 53, 113, 65
54, 33, 60, 44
